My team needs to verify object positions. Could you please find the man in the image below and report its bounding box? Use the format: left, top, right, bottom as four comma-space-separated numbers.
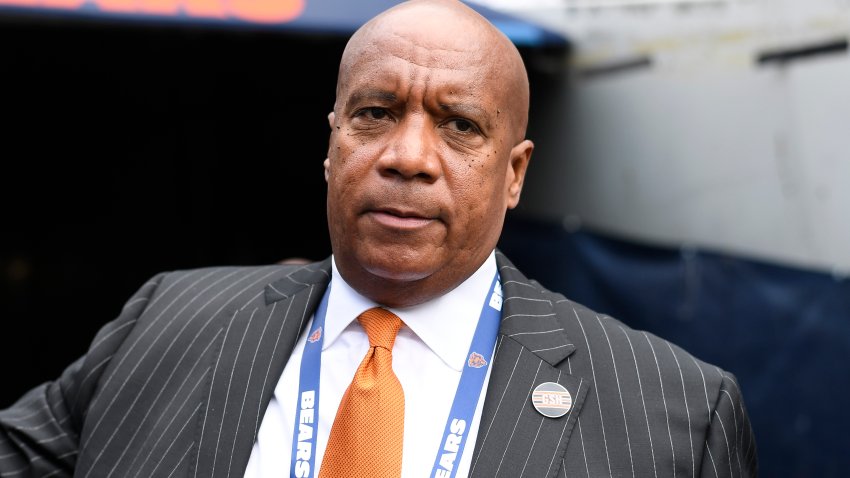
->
0, 0, 756, 477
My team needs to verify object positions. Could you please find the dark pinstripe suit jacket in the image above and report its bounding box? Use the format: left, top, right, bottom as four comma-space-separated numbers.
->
0, 251, 756, 478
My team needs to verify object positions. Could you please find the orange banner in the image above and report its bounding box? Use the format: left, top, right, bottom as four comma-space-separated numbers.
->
0, 0, 305, 23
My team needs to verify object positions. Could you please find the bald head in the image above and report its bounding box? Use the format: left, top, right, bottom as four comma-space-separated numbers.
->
336, 0, 530, 142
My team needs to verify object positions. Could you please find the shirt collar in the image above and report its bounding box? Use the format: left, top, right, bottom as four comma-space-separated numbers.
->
323, 251, 498, 372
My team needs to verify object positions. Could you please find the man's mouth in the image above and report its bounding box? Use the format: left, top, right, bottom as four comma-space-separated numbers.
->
366, 208, 436, 230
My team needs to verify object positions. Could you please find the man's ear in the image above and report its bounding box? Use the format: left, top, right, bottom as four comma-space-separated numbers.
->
505, 139, 533, 209
325, 111, 335, 183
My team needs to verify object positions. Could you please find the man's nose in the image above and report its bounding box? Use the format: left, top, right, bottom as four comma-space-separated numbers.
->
377, 116, 442, 182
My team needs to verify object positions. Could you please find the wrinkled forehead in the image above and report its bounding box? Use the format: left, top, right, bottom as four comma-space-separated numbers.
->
342, 34, 492, 88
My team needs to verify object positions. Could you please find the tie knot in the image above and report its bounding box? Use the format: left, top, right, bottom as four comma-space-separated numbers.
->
357, 307, 403, 350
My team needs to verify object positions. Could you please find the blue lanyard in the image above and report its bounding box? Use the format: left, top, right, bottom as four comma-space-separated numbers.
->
430, 273, 502, 478
290, 273, 502, 478
290, 284, 330, 478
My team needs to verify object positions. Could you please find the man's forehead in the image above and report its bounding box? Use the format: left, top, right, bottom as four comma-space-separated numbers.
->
347, 23, 490, 74
339, 30, 499, 104
341, 62, 495, 108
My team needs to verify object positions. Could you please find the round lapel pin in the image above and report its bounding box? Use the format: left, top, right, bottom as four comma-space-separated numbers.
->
531, 382, 573, 418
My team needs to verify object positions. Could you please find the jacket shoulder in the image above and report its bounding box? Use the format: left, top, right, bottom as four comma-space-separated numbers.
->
548, 288, 728, 385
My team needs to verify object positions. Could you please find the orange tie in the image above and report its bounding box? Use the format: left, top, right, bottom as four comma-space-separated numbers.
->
318, 307, 405, 478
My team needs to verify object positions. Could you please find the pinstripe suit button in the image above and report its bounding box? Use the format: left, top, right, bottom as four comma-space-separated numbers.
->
531, 382, 572, 418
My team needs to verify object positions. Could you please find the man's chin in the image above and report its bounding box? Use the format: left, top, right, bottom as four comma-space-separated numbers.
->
335, 247, 472, 307
360, 258, 434, 284
344, 243, 439, 280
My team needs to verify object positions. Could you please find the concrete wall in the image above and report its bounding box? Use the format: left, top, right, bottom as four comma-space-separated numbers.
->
478, 0, 850, 273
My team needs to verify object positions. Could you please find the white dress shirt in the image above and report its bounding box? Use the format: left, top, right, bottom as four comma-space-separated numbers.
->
245, 251, 498, 478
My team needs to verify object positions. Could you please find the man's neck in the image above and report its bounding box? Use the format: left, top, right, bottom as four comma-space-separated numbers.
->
332, 250, 497, 308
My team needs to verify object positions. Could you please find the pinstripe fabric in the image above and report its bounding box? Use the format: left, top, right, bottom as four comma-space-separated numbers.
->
0, 252, 756, 477
472, 252, 757, 478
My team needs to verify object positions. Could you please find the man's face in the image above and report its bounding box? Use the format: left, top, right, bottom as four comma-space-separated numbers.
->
325, 15, 532, 306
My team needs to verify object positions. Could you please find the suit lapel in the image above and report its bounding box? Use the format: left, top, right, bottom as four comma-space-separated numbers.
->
193, 260, 331, 478
469, 251, 590, 478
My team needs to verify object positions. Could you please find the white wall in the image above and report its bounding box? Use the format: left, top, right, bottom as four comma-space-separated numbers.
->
476, 0, 850, 273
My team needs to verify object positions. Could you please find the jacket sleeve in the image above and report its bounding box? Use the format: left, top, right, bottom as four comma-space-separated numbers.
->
0, 273, 166, 477
699, 371, 758, 477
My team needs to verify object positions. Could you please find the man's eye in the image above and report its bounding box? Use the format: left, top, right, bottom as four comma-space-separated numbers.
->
361, 107, 388, 120
448, 119, 476, 133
